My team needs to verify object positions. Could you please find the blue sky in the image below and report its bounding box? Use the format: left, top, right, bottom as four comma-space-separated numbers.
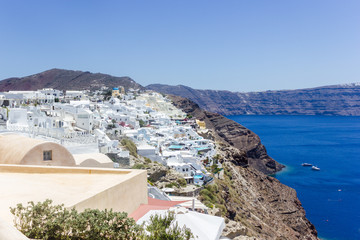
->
0, 0, 359, 92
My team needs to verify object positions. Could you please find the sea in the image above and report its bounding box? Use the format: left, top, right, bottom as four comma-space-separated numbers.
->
226, 115, 360, 240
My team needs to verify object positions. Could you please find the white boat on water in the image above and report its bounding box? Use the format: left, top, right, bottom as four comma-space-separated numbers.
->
302, 163, 312, 166
311, 166, 320, 171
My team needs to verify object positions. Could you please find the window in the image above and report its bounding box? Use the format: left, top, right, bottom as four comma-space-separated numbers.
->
43, 151, 52, 161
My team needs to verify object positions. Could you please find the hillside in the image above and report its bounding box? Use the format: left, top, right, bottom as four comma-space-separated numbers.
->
169, 94, 284, 175
0, 69, 144, 91
147, 83, 360, 116
169, 95, 318, 239
0, 68, 319, 238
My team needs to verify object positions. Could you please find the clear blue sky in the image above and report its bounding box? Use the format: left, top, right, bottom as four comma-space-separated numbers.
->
0, 0, 359, 92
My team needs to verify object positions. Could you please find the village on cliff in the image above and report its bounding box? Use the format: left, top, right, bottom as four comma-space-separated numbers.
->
0, 86, 228, 239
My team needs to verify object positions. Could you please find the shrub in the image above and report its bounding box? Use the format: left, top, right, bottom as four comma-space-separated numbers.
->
132, 163, 148, 169
202, 201, 213, 209
144, 157, 152, 164
215, 204, 227, 215
145, 212, 193, 240
10, 199, 142, 240
211, 164, 221, 174
177, 178, 187, 188
165, 182, 178, 188
121, 138, 138, 157
199, 185, 221, 210
10, 200, 194, 240
139, 119, 146, 128
224, 168, 233, 180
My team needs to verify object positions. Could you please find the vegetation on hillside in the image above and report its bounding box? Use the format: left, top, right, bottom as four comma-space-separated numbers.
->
10, 199, 193, 240
121, 138, 138, 157
145, 212, 193, 240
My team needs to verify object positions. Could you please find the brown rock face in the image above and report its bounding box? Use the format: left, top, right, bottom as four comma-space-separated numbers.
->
170, 94, 284, 175
220, 161, 318, 239
169, 94, 319, 239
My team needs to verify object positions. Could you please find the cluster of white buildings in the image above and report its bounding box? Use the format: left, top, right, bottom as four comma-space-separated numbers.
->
1, 88, 219, 185
0, 87, 226, 240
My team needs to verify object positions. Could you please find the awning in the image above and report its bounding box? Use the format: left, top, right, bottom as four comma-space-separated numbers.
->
129, 197, 187, 221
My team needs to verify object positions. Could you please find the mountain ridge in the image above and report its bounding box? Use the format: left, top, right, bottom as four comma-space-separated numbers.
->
0, 69, 144, 91
147, 83, 360, 116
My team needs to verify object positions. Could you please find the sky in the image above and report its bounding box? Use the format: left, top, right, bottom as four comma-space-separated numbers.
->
0, 0, 359, 92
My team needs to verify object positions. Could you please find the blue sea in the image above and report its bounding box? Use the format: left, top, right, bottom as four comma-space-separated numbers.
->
226, 115, 360, 240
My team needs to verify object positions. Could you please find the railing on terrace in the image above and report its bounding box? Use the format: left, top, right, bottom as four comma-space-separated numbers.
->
1, 125, 96, 144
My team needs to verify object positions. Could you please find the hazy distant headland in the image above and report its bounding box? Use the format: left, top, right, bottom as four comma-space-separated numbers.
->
147, 83, 360, 116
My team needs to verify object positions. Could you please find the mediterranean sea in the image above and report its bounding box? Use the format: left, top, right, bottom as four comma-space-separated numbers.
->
226, 115, 360, 240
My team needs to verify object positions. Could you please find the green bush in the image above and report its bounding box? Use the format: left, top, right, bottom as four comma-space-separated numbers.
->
139, 119, 146, 128
144, 157, 152, 164
202, 201, 213, 209
10, 199, 142, 240
145, 212, 193, 240
10, 200, 194, 240
132, 163, 148, 169
215, 203, 227, 215
165, 182, 178, 188
121, 138, 138, 157
177, 178, 187, 188
199, 185, 221, 210
224, 168, 233, 180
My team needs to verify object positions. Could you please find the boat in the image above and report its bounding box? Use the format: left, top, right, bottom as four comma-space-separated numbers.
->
302, 163, 312, 166
311, 166, 320, 171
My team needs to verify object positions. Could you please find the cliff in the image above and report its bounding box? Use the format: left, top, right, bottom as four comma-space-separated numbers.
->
170, 95, 284, 175
147, 83, 360, 116
169, 94, 319, 239
0, 69, 144, 91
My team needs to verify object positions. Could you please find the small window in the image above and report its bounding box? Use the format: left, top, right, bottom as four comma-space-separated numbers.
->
43, 151, 52, 161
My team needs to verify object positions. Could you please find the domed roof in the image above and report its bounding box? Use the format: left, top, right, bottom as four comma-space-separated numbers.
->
0, 134, 75, 166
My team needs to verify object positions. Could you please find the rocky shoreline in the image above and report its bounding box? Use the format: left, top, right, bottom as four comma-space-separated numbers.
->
170, 94, 319, 239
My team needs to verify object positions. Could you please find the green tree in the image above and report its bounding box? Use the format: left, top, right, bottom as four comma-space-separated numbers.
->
139, 119, 146, 128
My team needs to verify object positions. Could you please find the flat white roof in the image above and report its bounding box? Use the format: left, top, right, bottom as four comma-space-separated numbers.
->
137, 144, 156, 150
0, 165, 144, 223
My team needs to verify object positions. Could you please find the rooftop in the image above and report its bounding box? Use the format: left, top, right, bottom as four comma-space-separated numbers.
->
0, 164, 147, 224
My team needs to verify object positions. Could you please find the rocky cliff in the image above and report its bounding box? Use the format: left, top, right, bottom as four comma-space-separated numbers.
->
170, 95, 284, 175
0, 69, 144, 91
169, 94, 319, 239
148, 83, 360, 116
